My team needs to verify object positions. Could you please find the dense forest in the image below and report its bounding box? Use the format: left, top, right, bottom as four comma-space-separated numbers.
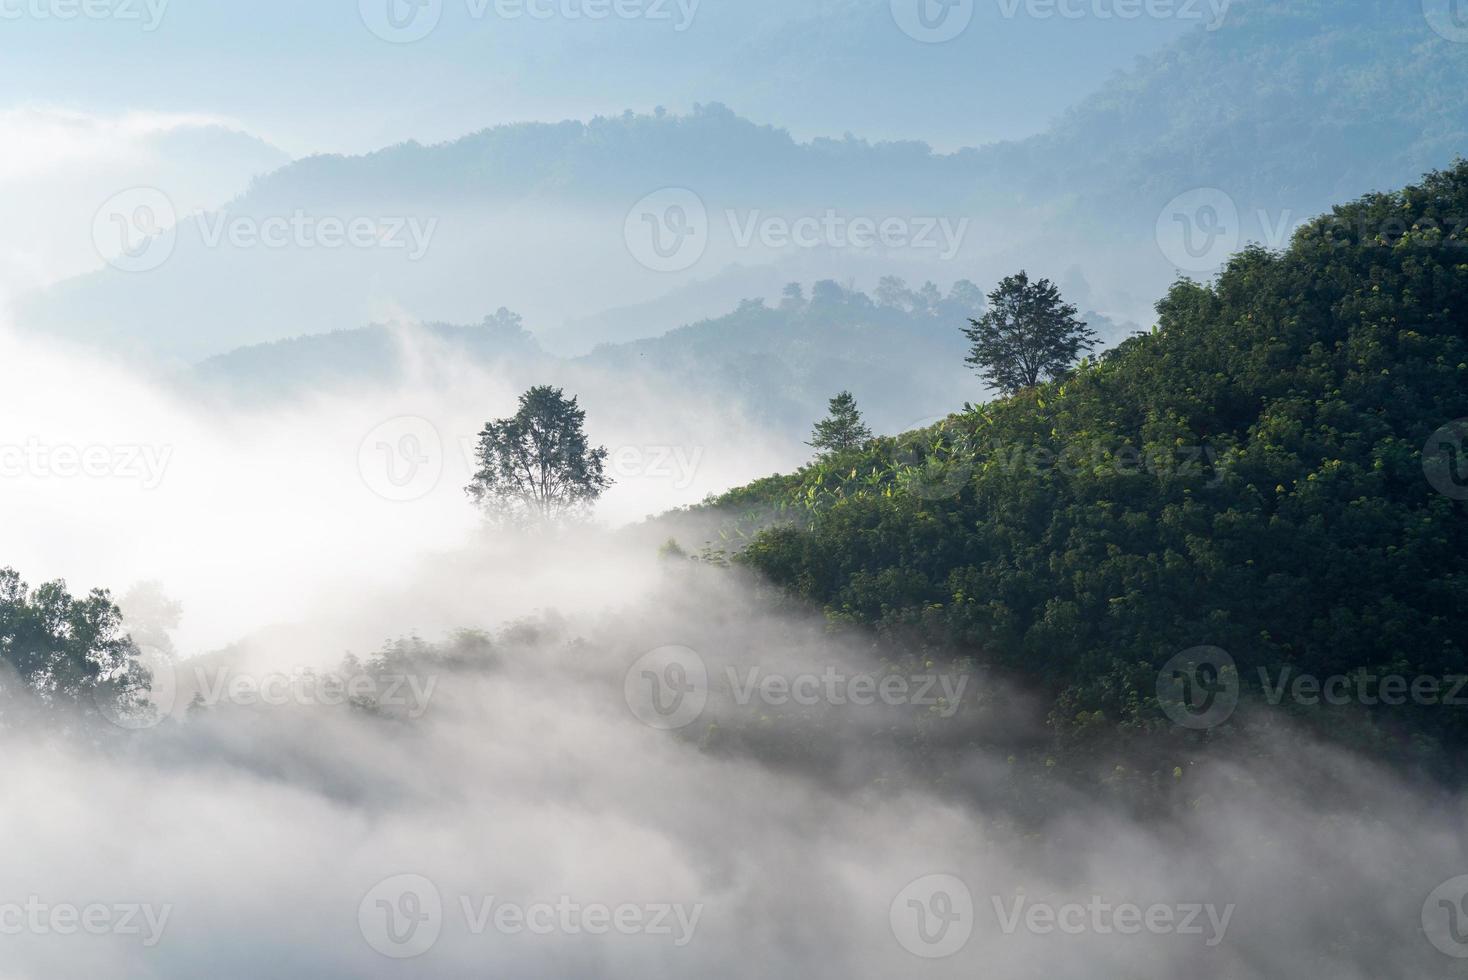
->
690, 162, 1468, 774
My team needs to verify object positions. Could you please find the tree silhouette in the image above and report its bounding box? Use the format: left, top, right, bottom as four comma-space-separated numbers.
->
963, 272, 1097, 395
467, 386, 612, 527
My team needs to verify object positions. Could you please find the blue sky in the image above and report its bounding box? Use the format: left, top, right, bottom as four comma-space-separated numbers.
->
0, 0, 1200, 155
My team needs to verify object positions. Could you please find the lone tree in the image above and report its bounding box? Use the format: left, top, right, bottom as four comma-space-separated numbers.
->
466, 386, 612, 527
963, 272, 1097, 396
808, 391, 873, 455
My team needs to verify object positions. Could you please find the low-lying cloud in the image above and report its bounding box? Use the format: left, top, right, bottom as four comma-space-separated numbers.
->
2, 321, 1463, 979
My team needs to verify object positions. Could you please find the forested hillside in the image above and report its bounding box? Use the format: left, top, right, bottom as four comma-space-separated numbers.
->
699, 163, 1468, 767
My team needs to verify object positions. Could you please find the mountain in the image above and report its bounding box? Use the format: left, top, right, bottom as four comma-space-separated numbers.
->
573, 278, 996, 435
190, 308, 548, 402
990, 0, 1468, 217
15, 0, 1468, 363
0, 115, 289, 302
186, 279, 1061, 441
684, 161, 1468, 771
14, 103, 991, 363
541, 263, 792, 355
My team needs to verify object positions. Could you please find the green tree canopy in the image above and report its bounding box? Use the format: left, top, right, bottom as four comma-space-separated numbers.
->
0, 568, 154, 728
808, 391, 873, 456
467, 385, 612, 527
963, 271, 1098, 396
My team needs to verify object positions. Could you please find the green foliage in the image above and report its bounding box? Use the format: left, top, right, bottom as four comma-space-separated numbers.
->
0, 567, 154, 728
963, 271, 1097, 395
467, 385, 612, 528
808, 391, 874, 456
719, 163, 1468, 761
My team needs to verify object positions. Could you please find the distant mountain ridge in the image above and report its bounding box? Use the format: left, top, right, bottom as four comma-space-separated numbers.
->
17, 0, 1467, 361
231, 0, 1468, 221
188, 275, 1135, 458
985, 0, 1468, 220
232, 103, 981, 213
